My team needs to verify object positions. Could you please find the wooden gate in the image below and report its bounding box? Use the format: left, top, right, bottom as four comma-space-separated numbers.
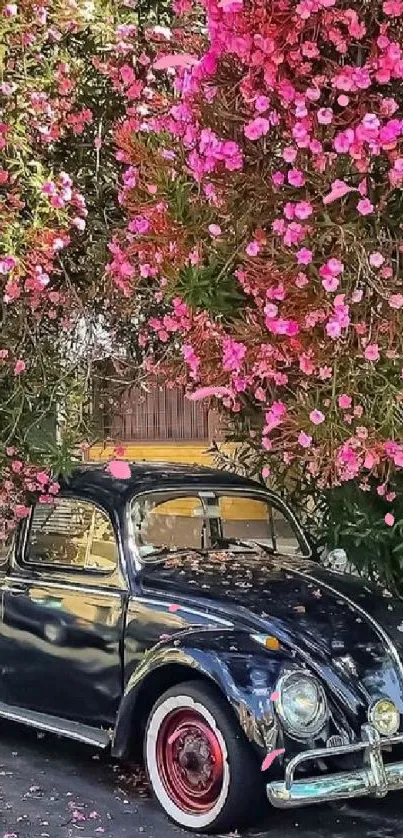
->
96, 383, 222, 443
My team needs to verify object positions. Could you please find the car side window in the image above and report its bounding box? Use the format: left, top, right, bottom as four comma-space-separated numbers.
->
26, 498, 118, 572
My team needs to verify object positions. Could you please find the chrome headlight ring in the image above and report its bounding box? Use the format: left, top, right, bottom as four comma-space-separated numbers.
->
274, 670, 328, 740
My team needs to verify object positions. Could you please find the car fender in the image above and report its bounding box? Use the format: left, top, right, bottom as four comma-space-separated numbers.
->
112, 628, 287, 758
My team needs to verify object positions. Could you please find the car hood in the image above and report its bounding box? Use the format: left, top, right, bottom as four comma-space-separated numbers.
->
140, 550, 403, 721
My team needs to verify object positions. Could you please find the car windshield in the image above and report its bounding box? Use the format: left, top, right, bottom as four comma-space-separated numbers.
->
130, 491, 308, 562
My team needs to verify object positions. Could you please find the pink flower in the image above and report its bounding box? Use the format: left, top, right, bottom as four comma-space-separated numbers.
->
296, 248, 312, 265
298, 431, 312, 448
327, 258, 344, 275
295, 272, 309, 288
322, 276, 339, 292
294, 201, 313, 220
262, 466, 270, 479
14, 505, 30, 519
244, 117, 271, 141
357, 198, 374, 216
0, 256, 16, 274
369, 252, 384, 268
223, 338, 246, 372
264, 401, 287, 433
264, 303, 278, 318
364, 343, 380, 362
364, 452, 376, 470
338, 394, 352, 409
36, 471, 49, 486
317, 108, 333, 124
384, 513, 395, 527
326, 320, 342, 339
323, 180, 354, 205
14, 359, 25, 375
283, 147, 297, 163
394, 450, 403, 467
208, 224, 222, 237
383, 0, 403, 14
3, 3, 17, 15
246, 240, 260, 256
389, 294, 403, 309
288, 169, 305, 187
309, 409, 325, 425
255, 96, 270, 113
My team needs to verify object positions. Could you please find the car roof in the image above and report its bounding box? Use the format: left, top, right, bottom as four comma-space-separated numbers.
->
60, 461, 264, 511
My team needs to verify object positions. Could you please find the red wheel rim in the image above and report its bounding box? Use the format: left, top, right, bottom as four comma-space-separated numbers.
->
155, 707, 225, 814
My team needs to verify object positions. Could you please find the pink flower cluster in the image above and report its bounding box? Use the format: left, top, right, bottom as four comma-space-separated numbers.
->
0, 449, 59, 539
105, 0, 403, 510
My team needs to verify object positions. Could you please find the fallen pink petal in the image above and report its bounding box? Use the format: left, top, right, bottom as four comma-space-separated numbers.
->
187, 386, 233, 401
107, 460, 132, 479
153, 53, 199, 70
261, 748, 285, 771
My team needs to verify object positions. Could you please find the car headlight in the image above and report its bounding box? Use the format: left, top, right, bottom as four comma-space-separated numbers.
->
274, 671, 328, 739
369, 699, 400, 736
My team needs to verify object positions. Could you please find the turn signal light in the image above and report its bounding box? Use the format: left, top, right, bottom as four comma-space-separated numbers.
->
251, 633, 281, 651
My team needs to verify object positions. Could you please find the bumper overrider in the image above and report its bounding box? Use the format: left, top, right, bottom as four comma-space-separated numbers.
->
267, 724, 403, 807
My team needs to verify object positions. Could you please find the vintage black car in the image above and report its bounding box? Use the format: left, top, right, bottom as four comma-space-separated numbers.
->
1, 461, 403, 833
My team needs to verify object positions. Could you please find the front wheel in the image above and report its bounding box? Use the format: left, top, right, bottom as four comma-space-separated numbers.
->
144, 680, 263, 833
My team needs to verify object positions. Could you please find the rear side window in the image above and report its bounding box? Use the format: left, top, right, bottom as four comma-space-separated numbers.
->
26, 498, 118, 572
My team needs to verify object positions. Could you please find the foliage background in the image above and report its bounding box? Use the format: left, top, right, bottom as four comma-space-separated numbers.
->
2, 0, 403, 591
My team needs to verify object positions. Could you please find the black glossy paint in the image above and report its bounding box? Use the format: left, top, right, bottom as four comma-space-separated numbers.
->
0, 461, 403, 775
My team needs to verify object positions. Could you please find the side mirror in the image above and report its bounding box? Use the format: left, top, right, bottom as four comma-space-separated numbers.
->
324, 548, 348, 573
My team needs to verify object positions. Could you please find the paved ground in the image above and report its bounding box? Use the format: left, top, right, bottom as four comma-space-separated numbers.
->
0, 721, 402, 838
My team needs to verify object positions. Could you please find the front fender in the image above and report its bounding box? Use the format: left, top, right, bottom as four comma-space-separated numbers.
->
112, 629, 291, 758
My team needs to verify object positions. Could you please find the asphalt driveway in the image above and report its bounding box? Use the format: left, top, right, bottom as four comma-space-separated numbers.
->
0, 720, 401, 838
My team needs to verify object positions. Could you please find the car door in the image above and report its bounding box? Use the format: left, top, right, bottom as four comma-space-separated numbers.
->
0, 496, 127, 727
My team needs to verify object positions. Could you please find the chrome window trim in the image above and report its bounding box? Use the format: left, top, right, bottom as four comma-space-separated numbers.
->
5, 575, 124, 598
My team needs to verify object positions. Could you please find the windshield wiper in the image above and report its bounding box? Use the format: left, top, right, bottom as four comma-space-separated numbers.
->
140, 546, 206, 563
214, 537, 274, 554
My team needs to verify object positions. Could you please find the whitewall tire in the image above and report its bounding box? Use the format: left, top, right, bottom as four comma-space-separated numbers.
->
144, 680, 263, 833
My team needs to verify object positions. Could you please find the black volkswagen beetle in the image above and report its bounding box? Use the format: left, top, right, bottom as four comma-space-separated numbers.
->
2, 461, 403, 833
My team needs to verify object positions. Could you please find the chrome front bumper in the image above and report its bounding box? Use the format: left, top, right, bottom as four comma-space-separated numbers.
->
267, 724, 403, 808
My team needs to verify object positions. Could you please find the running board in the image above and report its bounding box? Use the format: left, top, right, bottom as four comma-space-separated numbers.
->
0, 701, 111, 748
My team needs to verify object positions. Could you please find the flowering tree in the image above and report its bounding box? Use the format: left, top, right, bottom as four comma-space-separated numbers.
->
0, 0, 171, 536
105, 0, 403, 587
